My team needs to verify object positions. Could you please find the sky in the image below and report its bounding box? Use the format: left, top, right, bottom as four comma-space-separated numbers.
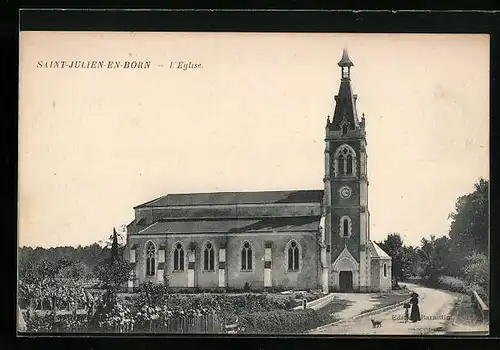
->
18, 32, 489, 248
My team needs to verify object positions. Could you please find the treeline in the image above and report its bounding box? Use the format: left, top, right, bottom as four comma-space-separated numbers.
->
18, 243, 123, 282
377, 178, 489, 301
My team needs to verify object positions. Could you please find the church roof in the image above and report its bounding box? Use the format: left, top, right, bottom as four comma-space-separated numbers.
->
135, 216, 321, 235
369, 241, 392, 260
134, 190, 324, 209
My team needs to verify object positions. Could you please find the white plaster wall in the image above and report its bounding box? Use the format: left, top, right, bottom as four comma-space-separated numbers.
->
379, 260, 392, 291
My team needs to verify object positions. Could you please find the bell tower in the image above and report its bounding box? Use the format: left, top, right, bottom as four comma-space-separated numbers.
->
322, 48, 371, 292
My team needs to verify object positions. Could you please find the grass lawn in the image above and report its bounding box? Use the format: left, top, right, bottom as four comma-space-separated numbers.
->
312, 298, 353, 326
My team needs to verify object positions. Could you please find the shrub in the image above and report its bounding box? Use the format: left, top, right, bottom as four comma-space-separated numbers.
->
135, 282, 169, 308
25, 313, 89, 332
438, 276, 467, 293
465, 284, 488, 305
25, 313, 54, 332
462, 252, 489, 291
53, 314, 89, 332
239, 309, 321, 334
428, 276, 488, 305
98, 303, 135, 332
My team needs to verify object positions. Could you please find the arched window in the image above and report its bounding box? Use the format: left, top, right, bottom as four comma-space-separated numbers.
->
339, 216, 352, 238
334, 145, 356, 177
343, 219, 349, 237
173, 242, 184, 271
287, 240, 300, 271
383, 263, 387, 278
346, 155, 353, 175
338, 157, 345, 175
241, 241, 253, 271
203, 242, 215, 271
146, 241, 156, 277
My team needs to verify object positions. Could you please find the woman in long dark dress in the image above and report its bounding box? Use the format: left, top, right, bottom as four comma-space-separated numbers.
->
409, 292, 421, 322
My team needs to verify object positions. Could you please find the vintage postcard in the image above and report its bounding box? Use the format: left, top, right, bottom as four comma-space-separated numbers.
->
18, 31, 489, 336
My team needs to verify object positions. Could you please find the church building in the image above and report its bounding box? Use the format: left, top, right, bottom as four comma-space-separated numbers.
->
124, 49, 392, 293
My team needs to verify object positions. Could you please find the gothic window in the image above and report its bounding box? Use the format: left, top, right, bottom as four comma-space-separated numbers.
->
346, 154, 353, 175
287, 240, 300, 271
338, 156, 345, 175
339, 216, 352, 238
383, 263, 387, 278
203, 242, 215, 271
173, 242, 185, 271
334, 145, 356, 177
241, 241, 253, 271
145, 241, 156, 277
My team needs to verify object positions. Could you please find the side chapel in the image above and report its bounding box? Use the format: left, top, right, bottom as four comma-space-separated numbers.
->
124, 49, 392, 293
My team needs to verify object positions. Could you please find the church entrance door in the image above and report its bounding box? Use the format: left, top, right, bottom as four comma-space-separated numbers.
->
339, 271, 353, 292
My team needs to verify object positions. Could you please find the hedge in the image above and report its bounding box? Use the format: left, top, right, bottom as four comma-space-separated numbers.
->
239, 309, 321, 334
120, 292, 297, 314
421, 276, 488, 305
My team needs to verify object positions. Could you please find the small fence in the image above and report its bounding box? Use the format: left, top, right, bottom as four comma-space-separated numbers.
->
21, 310, 231, 334
149, 314, 224, 333
471, 290, 489, 323
113, 314, 226, 334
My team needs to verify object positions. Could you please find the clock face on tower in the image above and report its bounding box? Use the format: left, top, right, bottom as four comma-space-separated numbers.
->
339, 186, 352, 199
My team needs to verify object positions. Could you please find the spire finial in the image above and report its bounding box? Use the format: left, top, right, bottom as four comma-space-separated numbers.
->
338, 47, 354, 67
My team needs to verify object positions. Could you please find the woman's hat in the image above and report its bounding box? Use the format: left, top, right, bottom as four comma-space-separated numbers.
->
411, 292, 419, 297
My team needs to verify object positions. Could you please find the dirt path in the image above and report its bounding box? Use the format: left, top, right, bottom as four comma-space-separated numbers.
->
311, 284, 458, 335
328, 293, 381, 320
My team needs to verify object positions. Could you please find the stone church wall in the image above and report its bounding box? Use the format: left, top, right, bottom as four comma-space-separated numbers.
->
225, 232, 318, 291
126, 231, 319, 291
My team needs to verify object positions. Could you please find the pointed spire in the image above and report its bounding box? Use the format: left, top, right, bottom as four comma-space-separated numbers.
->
338, 48, 354, 67
331, 49, 359, 129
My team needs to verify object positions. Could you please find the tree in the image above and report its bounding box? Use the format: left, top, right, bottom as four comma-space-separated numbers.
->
18, 258, 87, 324
418, 235, 452, 283
93, 228, 133, 314
448, 178, 488, 257
377, 233, 404, 288
111, 227, 119, 263
18, 244, 109, 280
57, 261, 90, 281
401, 245, 421, 279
